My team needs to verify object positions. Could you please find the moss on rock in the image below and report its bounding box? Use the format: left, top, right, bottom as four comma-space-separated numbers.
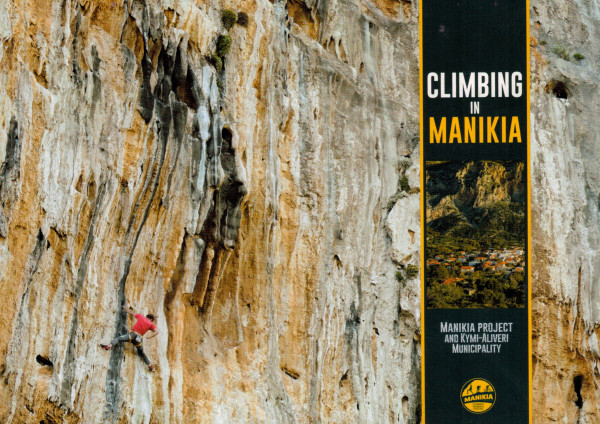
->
216, 35, 232, 58
222, 9, 237, 29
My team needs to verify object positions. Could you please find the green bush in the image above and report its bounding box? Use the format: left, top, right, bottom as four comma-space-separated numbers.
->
208, 54, 223, 72
237, 12, 249, 27
216, 35, 232, 58
552, 46, 570, 61
573, 53, 585, 61
539, 40, 547, 46
396, 271, 406, 284
406, 265, 419, 279
221, 9, 237, 29
400, 175, 410, 192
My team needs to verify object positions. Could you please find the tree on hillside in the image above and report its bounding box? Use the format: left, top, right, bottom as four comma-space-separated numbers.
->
427, 283, 465, 308
429, 265, 449, 281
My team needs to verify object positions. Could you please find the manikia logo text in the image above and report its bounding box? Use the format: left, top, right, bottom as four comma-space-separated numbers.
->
460, 378, 496, 414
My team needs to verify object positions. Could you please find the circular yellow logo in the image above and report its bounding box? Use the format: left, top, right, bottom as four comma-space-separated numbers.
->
460, 378, 496, 414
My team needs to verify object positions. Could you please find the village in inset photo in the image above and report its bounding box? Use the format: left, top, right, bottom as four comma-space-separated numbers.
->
425, 161, 526, 308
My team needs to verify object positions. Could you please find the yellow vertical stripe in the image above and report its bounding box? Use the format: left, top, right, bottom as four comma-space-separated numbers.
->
418, 0, 425, 420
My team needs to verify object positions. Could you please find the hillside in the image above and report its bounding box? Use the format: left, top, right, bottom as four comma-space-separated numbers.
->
426, 161, 526, 254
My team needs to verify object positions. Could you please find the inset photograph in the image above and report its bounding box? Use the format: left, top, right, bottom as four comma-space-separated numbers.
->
425, 161, 526, 309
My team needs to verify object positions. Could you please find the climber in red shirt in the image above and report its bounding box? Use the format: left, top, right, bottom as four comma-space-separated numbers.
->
100, 304, 159, 371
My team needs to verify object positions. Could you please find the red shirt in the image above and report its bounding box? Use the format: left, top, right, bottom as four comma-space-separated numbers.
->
132, 314, 156, 336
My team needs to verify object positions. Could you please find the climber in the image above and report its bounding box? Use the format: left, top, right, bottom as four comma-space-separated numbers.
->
100, 304, 159, 372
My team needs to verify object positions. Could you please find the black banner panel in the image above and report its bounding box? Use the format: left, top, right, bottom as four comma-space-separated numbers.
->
419, 1, 531, 423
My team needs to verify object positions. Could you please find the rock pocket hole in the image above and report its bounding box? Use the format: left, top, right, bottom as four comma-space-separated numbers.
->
573, 375, 583, 408
545, 80, 570, 99
402, 395, 409, 420
222, 127, 233, 143
282, 366, 300, 380
36, 355, 53, 367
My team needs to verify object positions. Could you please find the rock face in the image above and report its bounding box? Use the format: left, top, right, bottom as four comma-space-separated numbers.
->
0, 1, 420, 423
530, 1, 600, 422
0, 0, 596, 423
426, 160, 526, 224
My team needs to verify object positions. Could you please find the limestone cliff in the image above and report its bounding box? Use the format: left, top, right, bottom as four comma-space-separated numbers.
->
0, 0, 420, 423
0, 0, 596, 423
426, 160, 525, 223
531, 1, 600, 422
